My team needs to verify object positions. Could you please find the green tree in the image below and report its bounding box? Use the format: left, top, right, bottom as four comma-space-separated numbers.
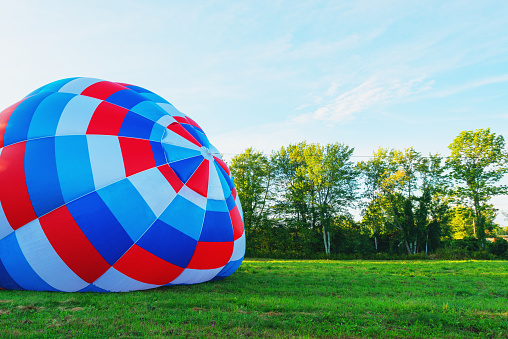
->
446, 129, 508, 245
229, 148, 272, 254
360, 148, 449, 254
417, 154, 451, 253
271, 142, 359, 255
357, 148, 395, 251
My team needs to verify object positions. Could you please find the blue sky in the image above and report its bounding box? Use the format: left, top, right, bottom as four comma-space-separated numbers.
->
1, 0, 507, 224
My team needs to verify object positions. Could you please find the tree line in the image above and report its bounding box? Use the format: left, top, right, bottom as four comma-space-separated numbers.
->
228, 128, 508, 259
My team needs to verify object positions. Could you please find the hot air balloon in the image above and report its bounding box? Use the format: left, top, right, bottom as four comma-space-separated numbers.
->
0, 77, 245, 292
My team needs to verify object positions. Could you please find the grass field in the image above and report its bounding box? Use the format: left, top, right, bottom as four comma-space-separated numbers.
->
0, 259, 507, 338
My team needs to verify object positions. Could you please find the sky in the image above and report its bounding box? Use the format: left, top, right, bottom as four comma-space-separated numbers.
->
1, 0, 507, 224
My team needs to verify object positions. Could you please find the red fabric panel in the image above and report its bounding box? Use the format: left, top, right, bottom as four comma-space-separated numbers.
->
185, 159, 209, 196
229, 205, 244, 241
213, 156, 231, 176
166, 123, 201, 147
114, 244, 184, 285
0, 100, 24, 147
86, 101, 129, 136
187, 241, 234, 270
119, 137, 156, 177
40, 205, 110, 283
173, 116, 190, 124
0, 142, 37, 229
186, 116, 203, 131
158, 164, 183, 193
81, 81, 126, 100
231, 187, 237, 200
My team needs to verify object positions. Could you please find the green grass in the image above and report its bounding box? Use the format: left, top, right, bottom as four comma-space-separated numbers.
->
0, 259, 507, 338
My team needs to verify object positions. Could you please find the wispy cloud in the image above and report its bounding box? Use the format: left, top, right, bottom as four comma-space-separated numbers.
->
430, 74, 508, 98
294, 76, 434, 123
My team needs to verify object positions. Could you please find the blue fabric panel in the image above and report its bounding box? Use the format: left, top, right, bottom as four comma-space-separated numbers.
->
118, 111, 155, 140
170, 156, 203, 183
149, 124, 166, 142
25, 138, 64, 217
137, 219, 197, 268
124, 85, 150, 93
130, 101, 166, 122
216, 162, 235, 192
124, 85, 168, 103
162, 144, 201, 163
0, 253, 23, 290
105, 89, 146, 110
0, 233, 56, 291
97, 179, 156, 242
2, 92, 52, 146
27, 93, 75, 140
78, 284, 108, 293
67, 192, 133, 265
226, 194, 236, 211
159, 195, 205, 241
182, 124, 209, 148
55, 135, 95, 203
150, 141, 167, 166
207, 199, 229, 212
199, 208, 234, 242
215, 162, 233, 199
215, 258, 243, 278
138, 92, 168, 103
25, 78, 77, 97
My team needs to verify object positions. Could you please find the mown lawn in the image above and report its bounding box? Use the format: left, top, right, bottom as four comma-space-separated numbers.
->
0, 259, 507, 338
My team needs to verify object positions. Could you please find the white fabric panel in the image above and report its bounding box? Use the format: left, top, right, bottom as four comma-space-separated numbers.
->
156, 115, 176, 127
207, 160, 225, 200
161, 129, 201, 151
0, 200, 14, 241
128, 167, 176, 217
235, 195, 244, 222
87, 135, 126, 190
170, 267, 223, 285
156, 103, 186, 117
208, 144, 221, 158
231, 233, 246, 261
16, 219, 89, 292
56, 95, 102, 136
94, 267, 159, 292
179, 185, 207, 210
58, 78, 102, 94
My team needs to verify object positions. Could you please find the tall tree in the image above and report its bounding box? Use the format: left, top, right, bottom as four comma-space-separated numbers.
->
417, 154, 450, 253
229, 148, 272, 232
446, 128, 508, 245
357, 148, 395, 250
271, 142, 359, 254
382, 148, 424, 254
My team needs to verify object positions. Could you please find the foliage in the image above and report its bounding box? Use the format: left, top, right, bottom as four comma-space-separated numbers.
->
230, 129, 507, 259
446, 128, 508, 244
488, 237, 508, 257
229, 148, 271, 232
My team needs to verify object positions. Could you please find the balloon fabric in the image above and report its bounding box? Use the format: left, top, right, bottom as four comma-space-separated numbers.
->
0, 77, 245, 292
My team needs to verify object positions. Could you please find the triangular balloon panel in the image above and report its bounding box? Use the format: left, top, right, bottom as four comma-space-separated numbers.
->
0, 77, 245, 292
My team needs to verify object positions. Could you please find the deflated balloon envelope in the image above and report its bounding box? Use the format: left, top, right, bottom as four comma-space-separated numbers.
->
0, 77, 245, 292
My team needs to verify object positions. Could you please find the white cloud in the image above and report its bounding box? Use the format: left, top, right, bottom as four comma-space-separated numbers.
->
294, 76, 434, 123
430, 74, 508, 98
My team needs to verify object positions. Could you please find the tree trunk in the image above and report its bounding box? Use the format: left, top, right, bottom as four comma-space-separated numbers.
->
322, 225, 328, 255
327, 231, 331, 255
405, 240, 413, 255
